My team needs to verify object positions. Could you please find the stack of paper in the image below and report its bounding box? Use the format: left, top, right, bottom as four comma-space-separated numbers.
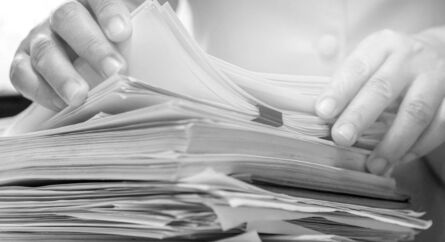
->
0, 1, 430, 241
0, 169, 431, 242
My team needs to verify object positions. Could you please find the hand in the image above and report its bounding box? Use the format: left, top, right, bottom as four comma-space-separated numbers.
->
315, 29, 445, 175
9, 0, 142, 111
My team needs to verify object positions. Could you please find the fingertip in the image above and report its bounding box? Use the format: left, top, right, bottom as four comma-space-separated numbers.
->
101, 56, 126, 78
316, 96, 338, 119
88, 0, 133, 42
366, 157, 389, 175
71, 81, 89, 107
61, 79, 89, 107
332, 123, 358, 146
104, 15, 132, 42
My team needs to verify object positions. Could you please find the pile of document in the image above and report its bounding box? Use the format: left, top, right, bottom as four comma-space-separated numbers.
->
0, 1, 430, 241
0, 168, 431, 242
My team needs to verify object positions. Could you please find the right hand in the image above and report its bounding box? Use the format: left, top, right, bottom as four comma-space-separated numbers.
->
10, 0, 142, 111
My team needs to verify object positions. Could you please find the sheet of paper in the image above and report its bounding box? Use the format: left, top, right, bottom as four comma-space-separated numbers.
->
0, 1, 431, 242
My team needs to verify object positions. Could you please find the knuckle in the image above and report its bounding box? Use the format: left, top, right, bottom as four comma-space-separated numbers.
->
50, 1, 81, 29
344, 56, 370, 80
30, 35, 55, 69
366, 75, 393, 101
404, 99, 434, 126
95, 0, 120, 16
80, 36, 111, 58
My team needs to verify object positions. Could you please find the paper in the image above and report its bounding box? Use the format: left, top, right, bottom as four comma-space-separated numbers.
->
4, 0, 391, 148
0, 1, 430, 241
0, 169, 429, 241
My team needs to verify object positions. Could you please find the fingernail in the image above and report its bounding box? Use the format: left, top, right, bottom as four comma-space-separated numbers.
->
106, 16, 126, 39
367, 157, 389, 175
336, 123, 357, 146
52, 98, 66, 110
401, 153, 418, 164
317, 97, 337, 118
102, 57, 123, 77
62, 81, 87, 106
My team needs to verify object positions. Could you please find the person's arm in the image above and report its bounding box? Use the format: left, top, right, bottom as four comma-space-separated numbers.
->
315, 27, 445, 175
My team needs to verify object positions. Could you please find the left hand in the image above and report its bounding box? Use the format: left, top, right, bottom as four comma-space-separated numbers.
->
315, 29, 445, 175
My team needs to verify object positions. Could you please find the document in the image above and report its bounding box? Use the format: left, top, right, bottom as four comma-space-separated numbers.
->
0, 1, 430, 241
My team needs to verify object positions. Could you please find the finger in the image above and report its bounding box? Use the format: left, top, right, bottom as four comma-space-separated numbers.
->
87, 0, 132, 42
10, 52, 66, 111
315, 32, 392, 120
50, 1, 126, 79
401, 98, 445, 164
366, 72, 445, 175
29, 32, 89, 107
331, 53, 412, 147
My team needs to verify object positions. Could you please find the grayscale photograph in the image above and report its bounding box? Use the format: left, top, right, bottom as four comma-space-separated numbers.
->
0, 0, 444, 241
